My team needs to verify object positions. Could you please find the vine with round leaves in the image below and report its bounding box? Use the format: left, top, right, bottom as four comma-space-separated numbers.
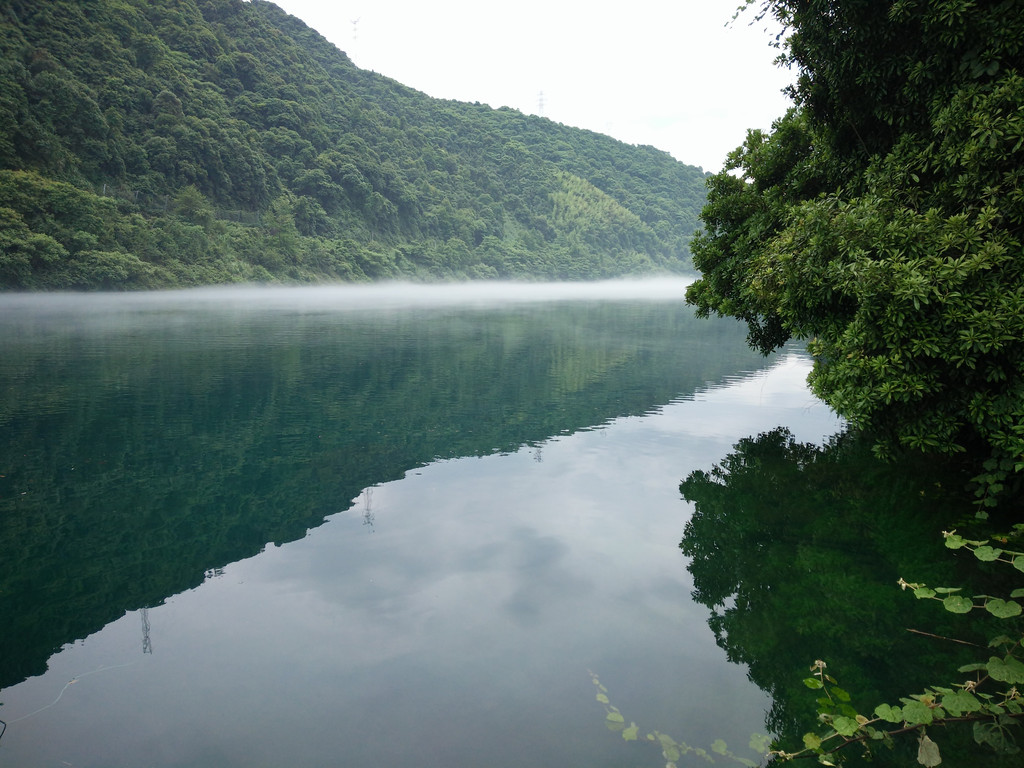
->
589, 670, 772, 767
591, 529, 1024, 766
775, 528, 1024, 766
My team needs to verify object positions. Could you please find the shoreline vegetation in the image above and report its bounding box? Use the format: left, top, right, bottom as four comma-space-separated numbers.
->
680, 1, 1024, 764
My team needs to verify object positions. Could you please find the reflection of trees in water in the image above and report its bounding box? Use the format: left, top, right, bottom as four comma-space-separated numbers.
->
679, 428, 1017, 765
0, 301, 768, 691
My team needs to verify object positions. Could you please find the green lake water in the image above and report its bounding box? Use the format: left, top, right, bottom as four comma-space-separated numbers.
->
0, 280, 1008, 767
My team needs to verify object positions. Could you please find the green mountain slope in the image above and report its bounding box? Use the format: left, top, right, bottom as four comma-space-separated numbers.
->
0, 0, 707, 289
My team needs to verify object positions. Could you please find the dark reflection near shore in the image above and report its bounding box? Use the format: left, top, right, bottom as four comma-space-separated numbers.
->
0, 293, 769, 691
679, 428, 1019, 766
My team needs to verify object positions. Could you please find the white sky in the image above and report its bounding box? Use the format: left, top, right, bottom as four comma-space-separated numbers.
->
270, 0, 794, 173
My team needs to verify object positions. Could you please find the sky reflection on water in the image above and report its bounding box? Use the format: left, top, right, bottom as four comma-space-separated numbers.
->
0, 284, 843, 767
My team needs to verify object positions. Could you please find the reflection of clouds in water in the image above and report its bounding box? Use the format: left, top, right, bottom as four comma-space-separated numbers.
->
231, 351, 842, 672
663, 352, 843, 447
702, 353, 819, 407
0, 348, 839, 767
500, 527, 594, 626
235, 482, 601, 660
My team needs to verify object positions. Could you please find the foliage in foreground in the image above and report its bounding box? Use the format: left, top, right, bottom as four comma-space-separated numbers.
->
685, 0, 1024, 494
783, 531, 1024, 766
664, 428, 1024, 766
594, 529, 1024, 767
680, 427, 990, 748
589, 670, 771, 767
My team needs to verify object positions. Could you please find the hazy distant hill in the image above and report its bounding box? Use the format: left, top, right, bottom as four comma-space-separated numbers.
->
0, 0, 708, 289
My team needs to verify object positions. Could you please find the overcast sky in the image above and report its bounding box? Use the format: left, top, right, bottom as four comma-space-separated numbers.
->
270, 0, 794, 173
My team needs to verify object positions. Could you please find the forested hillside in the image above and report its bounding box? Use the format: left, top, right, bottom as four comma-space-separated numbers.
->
0, 0, 707, 289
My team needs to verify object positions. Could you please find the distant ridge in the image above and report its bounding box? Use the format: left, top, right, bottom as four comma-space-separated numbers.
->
0, 0, 708, 289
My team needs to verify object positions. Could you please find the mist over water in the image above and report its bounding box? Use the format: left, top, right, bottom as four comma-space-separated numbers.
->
0, 277, 696, 316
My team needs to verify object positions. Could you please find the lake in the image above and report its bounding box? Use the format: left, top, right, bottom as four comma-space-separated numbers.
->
0, 280, 1003, 767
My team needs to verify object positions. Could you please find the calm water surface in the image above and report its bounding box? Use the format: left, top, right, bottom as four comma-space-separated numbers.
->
0, 281, 844, 767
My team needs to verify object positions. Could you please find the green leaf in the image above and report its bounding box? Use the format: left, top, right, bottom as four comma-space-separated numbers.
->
606, 708, 622, 733
749, 733, 772, 754
945, 534, 967, 549
1013, 556, 1024, 573
596, 693, 609, 704
875, 703, 903, 723
917, 733, 942, 767
902, 700, 934, 725
803, 677, 825, 689
832, 716, 860, 737
974, 545, 1002, 561
1010, 588, 1024, 598
941, 689, 981, 715
803, 732, 823, 750
974, 721, 1022, 754
913, 587, 937, 599
974, 721, 993, 747
985, 598, 1022, 618
987, 655, 1024, 683
958, 662, 988, 673
622, 723, 639, 741
942, 595, 973, 613
711, 738, 728, 755
656, 732, 685, 762
831, 686, 851, 702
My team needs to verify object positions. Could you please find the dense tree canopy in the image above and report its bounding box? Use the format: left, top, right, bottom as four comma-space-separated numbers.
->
685, 0, 1024, 499
0, 0, 708, 289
